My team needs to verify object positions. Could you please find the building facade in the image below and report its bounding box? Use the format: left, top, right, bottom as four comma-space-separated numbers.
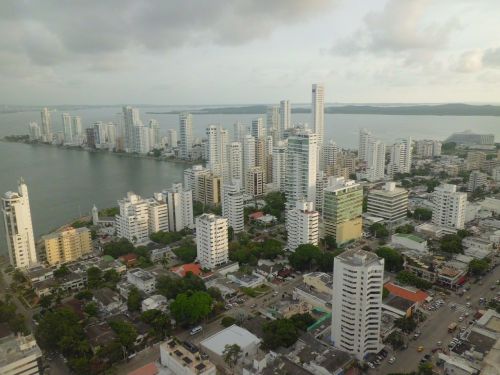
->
43, 227, 93, 266
367, 182, 408, 227
432, 184, 467, 230
196, 214, 228, 269
222, 183, 244, 233
286, 200, 319, 251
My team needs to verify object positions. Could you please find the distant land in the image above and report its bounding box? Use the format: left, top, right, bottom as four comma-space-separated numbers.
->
147, 103, 500, 116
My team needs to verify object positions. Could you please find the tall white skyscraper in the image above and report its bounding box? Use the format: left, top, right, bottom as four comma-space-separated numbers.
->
123, 106, 141, 152
331, 249, 384, 360
165, 183, 194, 232
431, 184, 467, 229
242, 135, 256, 186
233, 121, 247, 142
106, 122, 117, 149
227, 142, 243, 185
148, 119, 161, 149
366, 139, 386, 182
222, 183, 244, 233
272, 141, 287, 192
72, 116, 83, 143
133, 126, 152, 154
286, 199, 319, 252
279, 100, 291, 139
323, 139, 339, 170
285, 131, 318, 209
93, 121, 107, 146
251, 118, 265, 139
2, 180, 37, 269
206, 125, 228, 178
40, 107, 52, 142
196, 214, 228, 269
358, 128, 371, 162
62, 113, 73, 143
388, 137, 412, 176
179, 112, 193, 160
28, 122, 41, 141
116, 192, 150, 244
266, 105, 280, 136
311, 84, 325, 146
147, 197, 169, 233
167, 129, 178, 148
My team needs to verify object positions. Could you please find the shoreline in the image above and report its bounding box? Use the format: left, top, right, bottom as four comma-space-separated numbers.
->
0, 138, 199, 166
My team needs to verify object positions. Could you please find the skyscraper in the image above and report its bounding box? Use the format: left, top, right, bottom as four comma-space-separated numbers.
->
279, 100, 291, 140
222, 183, 244, 233
286, 199, 319, 252
366, 139, 386, 182
431, 184, 467, 229
167, 129, 178, 148
331, 249, 384, 360
242, 135, 256, 187
196, 214, 228, 269
123, 106, 141, 152
323, 177, 363, 245
233, 121, 247, 142
72, 116, 83, 144
165, 183, 194, 232
358, 128, 371, 162
206, 125, 228, 179
62, 113, 72, 143
251, 118, 265, 139
388, 137, 412, 177
266, 105, 280, 137
272, 141, 287, 192
227, 142, 243, 185
148, 119, 161, 149
311, 84, 325, 146
2, 180, 37, 269
28, 122, 41, 141
179, 112, 193, 160
285, 131, 318, 209
40, 107, 52, 142
116, 192, 150, 244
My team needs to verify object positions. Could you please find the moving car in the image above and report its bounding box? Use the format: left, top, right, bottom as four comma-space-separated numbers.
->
388, 357, 396, 364
190, 326, 203, 335
417, 346, 424, 352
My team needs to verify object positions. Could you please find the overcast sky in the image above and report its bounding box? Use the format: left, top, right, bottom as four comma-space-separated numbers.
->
1, 0, 499, 105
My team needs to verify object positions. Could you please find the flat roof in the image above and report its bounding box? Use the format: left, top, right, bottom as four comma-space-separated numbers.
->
393, 233, 426, 243
336, 249, 382, 267
200, 325, 260, 355
384, 294, 415, 312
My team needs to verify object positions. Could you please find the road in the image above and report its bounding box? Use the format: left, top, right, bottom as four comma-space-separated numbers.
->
374, 263, 500, 374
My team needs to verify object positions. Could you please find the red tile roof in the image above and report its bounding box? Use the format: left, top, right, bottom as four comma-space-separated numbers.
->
249, 211, 264, 220
127, 363, 158, 375
384, 282, 429, 303
171, 263, 202, 277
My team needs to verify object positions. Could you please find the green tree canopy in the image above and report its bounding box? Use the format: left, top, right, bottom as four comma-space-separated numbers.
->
141, 309, 171, 339
170, 291, 212, 326
395, 224, 414, 234
469, 258, 490, 276
262, 318, 299, 350
288, 244, 322, 271
440, 234, 463, 254
376, 247, 404, 272
412, 208, 432, 221
223, 344, 242, 368
127, 286, 142, 312
109, 319, 138, 349
102, 237, 135, 258
86, 267, 103, 289
173, 240, 197, 263
396, 271, 432, 290
370, 223, 389, 238
150, 231, 183, 245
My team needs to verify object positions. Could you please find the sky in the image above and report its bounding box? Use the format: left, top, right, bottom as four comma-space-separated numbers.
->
1, 0, 500, 105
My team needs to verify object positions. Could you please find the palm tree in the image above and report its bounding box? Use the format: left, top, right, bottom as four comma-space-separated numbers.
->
222, 344, 242, 369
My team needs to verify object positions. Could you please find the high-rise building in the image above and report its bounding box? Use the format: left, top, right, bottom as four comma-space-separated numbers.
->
331, 249, 384, 360
251, 118, 265, 139
366, 139, 386, 182
62, 113, 73, 143
286, 200, 319, 251
206, 125, 228, 179
43, 227, 93, 266
196, 173, 222, 206
165, 183, 194, 232
40, 107, 52, 142
227, 142, 243, 185
323, 177, 363, 245
123, 106, 141, 152
466, 151, 486, 171
72, 116, 83, 141
388, 137, 412, 176
315, 170, 329, 212
279, 100, 291, 140
148, 119, 161, 149
415, 140, 442, 157
272, 141, 287, 192
179, 112, 193, 160
233, 121, 247, 142
242, 135, 256, 186
133, 125, 152, 154
311, 84, 325, 146
246, 166, 264, 197
285, 131, 318, 209
323, 139, 338, 170
147, 198, 169, 233
367, 182, 408, 227
222, 183, 244, 233
358, 128, 371, 162
255, 137, 267, 183
85, 127, 96, 149
431, 184, 467, 230
2, 180, 37, 269
0, 333, 43, 375
106, 122, 117, 149
116, 192, 150, 244
184, 165, 211, 200
196, 214, 228, 269
93, 121, 107, 146
28, 122, 41, 141
266, 105, 280, 137
467, 170, 488, 192
167, 129, 178, 148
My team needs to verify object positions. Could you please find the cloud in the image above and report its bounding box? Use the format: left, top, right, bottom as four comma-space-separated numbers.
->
333, 0, 459, 58
483, 47, 500, 67
454, 50, 483, 73
0, 0, 335, 77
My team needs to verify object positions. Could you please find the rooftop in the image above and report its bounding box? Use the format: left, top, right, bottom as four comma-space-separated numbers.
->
0, 334, 42, 368
161, 339, 215, 373
127, 362, 158, 375
93, 287, 120, 306
384, 282, 429, 303
336, 249, 382, 267
200, 324, 260, 355
393, 233, 426, 243
128, 268, 155, 281
383, 294, 415, 312
170, 263, 202, 277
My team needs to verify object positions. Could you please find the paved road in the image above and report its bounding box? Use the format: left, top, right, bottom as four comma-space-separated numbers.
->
374, 263, 500, 374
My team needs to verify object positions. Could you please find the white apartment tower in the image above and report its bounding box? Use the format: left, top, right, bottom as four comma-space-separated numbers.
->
116, 192, 150, 244
285, 131, 318, 209
251, 118, 265, 139
366, 139, 386, 182
206, 125, 228, 178
148, 119, 161, 149
167, 129, 178, 148
147, 197, 169, 233
222, 183, 244, 233
266, 105, 280, 136
165, 183, 194, 232
312, 84, 325, 146
242, 135, 256, 186
72, 116, 83, 140
196, 214, 228, 269
286, 200, 319, 252
388, 137, 412, 176
358, 128, 371, 162
179, 112, 193, 160
233, 121, 247, 142
279, 100, 291, 139
431, 184, 467, 230
367, 182, 408, 227
331, 249, 384, 360
273, 141, 287, 192
28, 122, 41, 141
123, 106, 141, 152
40, 107, 52, 142
2, 180, 37, 269
227, 142, 243, 185
62, 113, 73, 143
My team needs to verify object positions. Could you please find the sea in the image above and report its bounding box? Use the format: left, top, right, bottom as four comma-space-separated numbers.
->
0, 105, 499, 251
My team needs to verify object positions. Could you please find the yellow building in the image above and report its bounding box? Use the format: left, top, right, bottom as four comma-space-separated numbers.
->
323, 177, 363, 245
43, 226, 93, 265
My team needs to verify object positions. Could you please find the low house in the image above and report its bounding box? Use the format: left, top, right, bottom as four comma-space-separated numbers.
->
391, 233, 428, 253
462, 237, 494, 259
141, 295, 168, 312
170, 263, 202, 278
93, 287, 126, 315
382, 294, 416, 318
384, 282, 429, 306
85, 322, 118, 353
160, 339, 216, 375
227, 272, 265, 288
126, 268, 156, 295
119, 253, 138, 267
149, 246, 171, 263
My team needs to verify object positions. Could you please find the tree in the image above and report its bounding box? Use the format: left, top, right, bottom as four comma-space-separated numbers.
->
383, 287, 390, 299
103, 269, 121, 284
469, 258, 490, 276
418, 363, 434, 375
102, 237, 135, 258
394, 316, 417, 333
39, 295, 53, 309
75, 290, 93, 300
207, 287, 223, 301
263, 192, 286, 221
109, 319, 138, 350
127, 286, 142, 312
260, 239, 284, 260
262, 319, 299, 350
141, 309, 171, 339
413, 208, 432, 221
221, 316, 237, 327
289, 313, 315, 331
54, 265, 70, 278
370, 223, 389, 238
223, 344, 242, 369
376, 247, 404, 272
396, 271, 433, 290
170, 291, 213, 326
288, 244, 321, 271
86, 267, 103, 289
440, 234, 463, 254
457, 229, 471, 239
395, 224, 414, 234
324, 235, 337, 250
12, 269, 26, 284
173, 242, 197, 263
386, 331, 405, 350
150, 230, 183, 245
84, 302, 98, 317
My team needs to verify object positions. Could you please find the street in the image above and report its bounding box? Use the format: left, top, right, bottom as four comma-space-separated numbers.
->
374, 264, 500, 374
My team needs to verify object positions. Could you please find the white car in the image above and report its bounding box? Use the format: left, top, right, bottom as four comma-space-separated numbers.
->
388, 357, 396, 364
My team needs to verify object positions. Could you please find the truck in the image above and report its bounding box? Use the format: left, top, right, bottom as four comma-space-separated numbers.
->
448, 322, 458, 333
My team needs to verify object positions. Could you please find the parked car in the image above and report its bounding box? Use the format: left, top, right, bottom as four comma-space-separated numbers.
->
388, 357, 396, 364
